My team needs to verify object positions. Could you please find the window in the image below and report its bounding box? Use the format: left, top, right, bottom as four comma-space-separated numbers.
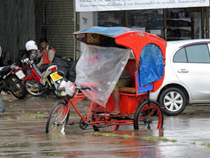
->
173, 44, 210, 63
166, 8, 202, 40
173, 48, 187, 63
186, 44, 210, 63
127, 10, 163, 38
97, 11, 125, 27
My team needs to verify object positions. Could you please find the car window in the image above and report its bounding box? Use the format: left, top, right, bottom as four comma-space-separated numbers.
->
173, 48, 187, 63
173, 44, 210, 63
186, 44, 210, 63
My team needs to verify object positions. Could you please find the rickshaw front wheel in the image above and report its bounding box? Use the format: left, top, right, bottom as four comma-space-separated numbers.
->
46, 101, 69, 133
134, 100, 164, 130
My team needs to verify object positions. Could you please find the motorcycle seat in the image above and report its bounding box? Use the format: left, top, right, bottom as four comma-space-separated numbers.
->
41, 65, 58, 79
57, 70, 65, 77
0, 66, 11, 75
32, 63, 42, 77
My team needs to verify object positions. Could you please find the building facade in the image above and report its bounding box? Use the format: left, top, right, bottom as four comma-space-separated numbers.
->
1, 1, 210, 63
0, 0, 75, 64
0, 0, 35, 63
35, 0, 75, 59
75, 0, 210, 59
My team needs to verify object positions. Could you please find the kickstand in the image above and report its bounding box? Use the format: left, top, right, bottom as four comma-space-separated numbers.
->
69, 120, 76, 125
147, 91, 150, 105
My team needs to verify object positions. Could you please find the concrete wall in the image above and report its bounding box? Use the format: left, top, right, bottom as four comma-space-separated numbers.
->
0, 0, 35, 63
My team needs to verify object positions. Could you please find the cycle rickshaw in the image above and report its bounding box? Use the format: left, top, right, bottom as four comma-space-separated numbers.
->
46, 26, 167, 133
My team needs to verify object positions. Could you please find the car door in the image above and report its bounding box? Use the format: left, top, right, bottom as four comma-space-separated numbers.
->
171, 43, 210, 100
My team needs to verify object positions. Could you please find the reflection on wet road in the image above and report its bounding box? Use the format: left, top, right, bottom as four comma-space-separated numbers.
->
1, 115, 210, 157
1, 94, 210, 157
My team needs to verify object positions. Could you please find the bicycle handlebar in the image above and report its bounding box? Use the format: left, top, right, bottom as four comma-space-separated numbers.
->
81, 87, 91, 90
79, 83, 97, 91
57, 82, 95, 99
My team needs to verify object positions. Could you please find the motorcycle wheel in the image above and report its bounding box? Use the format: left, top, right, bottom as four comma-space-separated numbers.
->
25, 79, 44, 96
7, 75, 27, 99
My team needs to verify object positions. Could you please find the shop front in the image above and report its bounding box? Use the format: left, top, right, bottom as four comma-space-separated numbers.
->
75, 0, 210, 59
97, 7, 209, 40
76, 1, 210, 38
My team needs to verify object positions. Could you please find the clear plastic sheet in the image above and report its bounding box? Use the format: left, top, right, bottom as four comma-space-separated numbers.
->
75, 45, 131, 107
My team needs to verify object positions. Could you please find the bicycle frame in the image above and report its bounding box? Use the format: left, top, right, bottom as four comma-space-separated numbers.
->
62, 92, 143, 128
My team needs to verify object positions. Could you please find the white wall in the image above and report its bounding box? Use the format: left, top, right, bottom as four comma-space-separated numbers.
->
79, 12, 94, 56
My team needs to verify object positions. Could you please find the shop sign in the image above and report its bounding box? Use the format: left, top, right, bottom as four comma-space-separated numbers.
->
76, 0, 209, 12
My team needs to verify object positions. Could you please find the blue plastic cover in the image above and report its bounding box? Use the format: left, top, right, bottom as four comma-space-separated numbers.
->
137, 44, 164, 94
136, 71, 154, 94
74, 26, 138, 38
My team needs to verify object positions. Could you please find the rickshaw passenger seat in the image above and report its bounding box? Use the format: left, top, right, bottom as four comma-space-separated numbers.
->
119, 87, 136, 93
119, 59, 136, 93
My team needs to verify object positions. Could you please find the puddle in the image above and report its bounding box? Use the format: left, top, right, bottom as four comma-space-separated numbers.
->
0, 117, 210, 157
1, 94, 210, 157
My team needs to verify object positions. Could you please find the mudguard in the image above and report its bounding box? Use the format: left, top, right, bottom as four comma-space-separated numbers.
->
23, 74, 32, 82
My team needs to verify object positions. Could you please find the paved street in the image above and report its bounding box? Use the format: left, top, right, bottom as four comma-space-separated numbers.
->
1, 93, 210, 157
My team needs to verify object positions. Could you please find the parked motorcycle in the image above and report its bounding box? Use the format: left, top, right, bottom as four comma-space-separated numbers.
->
22, 58, 64, 98
0, 63, 27, 99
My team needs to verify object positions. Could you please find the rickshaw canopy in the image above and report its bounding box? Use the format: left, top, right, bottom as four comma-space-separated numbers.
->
73, 26, 166, 66
73, 27, 167, 106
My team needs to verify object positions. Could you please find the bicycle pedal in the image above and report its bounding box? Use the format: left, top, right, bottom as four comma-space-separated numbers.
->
92, 110, 106, 114
97, 113, 110, 116
69, 120, 76, 125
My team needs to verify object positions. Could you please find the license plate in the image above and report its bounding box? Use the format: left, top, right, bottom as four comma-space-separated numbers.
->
15, 70, 25, 79
50, 72, 63, 82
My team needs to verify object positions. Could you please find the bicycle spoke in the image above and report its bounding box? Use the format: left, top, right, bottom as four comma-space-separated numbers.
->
46, 101, 69, 134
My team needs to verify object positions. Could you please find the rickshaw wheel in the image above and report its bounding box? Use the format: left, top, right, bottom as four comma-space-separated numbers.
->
46, 101, 69, 133
134, 100, 164, 130
92, 114, 119, 131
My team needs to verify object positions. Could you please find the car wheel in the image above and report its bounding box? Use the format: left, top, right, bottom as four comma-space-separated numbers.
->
159, 87, 186, 116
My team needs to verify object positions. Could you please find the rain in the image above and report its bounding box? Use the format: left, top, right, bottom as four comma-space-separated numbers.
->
1, 1, 210, 158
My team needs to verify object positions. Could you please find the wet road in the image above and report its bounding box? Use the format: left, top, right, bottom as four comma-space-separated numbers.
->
1, 93, 210, 157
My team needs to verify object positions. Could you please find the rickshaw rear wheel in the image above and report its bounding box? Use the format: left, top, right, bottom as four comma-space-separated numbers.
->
92, 114, 119, 131
134, 100, 164, 130
46, 101, 69, 133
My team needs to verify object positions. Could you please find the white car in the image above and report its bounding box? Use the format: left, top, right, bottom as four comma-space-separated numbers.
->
150, 39, 210, 116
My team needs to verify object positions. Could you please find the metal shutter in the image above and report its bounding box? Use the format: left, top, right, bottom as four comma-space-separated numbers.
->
35, 0, 74, 59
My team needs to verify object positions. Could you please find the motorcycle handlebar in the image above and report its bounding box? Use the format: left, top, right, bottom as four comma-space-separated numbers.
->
21, 58, 30, 64
10, 63, 17, 69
